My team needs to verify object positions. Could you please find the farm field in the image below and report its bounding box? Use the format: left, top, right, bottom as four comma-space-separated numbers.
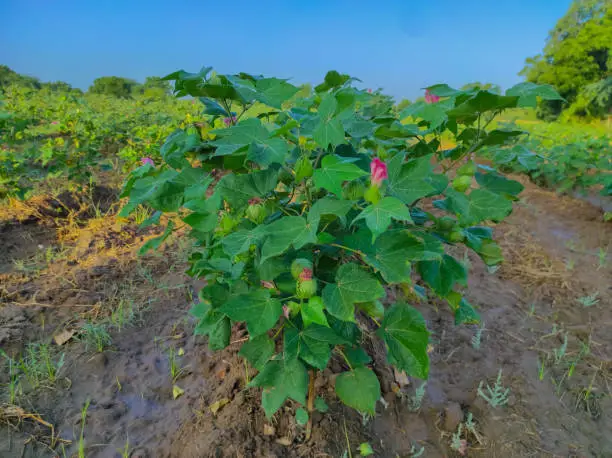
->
0, 64, 611, 458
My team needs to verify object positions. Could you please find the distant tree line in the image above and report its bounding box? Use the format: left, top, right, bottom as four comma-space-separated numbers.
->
521, 0, 611, 120
0, 65, 171, 99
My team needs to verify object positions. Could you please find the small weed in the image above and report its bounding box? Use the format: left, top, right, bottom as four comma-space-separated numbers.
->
408, 381, 427, 412
450, 423, 467, 456
408, 442, 425, 457
477, 369, 510, 408
0, 350, 20, 403
109, 299, 136, 331
553, 333, 568, 364
117, 436, 130, 458
565, 257, 575, 271
80, 322, 112, 352
18, 343, 64, 387
597, 247, 607, 269
78, 399, 90, 458
528, 302, 536, 316
471, 322, 485, 350
577, 292, 600, 307
167, 346, 186, 382
133, 204, 154, 226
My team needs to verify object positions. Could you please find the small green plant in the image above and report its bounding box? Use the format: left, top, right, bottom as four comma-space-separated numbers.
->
577, 292, 600, 307
477, 369, 510, 408
80, 322, 112, 352
408, 442, 425, 457
450, 423, 467, 455
0, 349, 20, 403
553, 333, 568, 364
18, 343, 64, 386
471, 322, 485, 350
78, 399, 91, 458
358, 442, 374, 457
565, 257, 575, 271
110, 299, 136, 331
120, 65, 560, 430
167, 346, 186, 382
597, 247, 607, 269
408, 381, 427, 412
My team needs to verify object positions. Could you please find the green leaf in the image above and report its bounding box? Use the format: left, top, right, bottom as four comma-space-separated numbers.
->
322, 263, 385, 322
295, 407, 309, 426
260, 216, 317, 263
301, 297, 329, 328
505, 82, 564, 108
308, 197, 355, 228
403, 231, 445, 261
247, 137, 289, 166
138, 220, 175, 255
447, 91, 519, 123
475, 171, 524, 197
239, 334, 275, 370
314, 397, 329, 413
182, 212, 217, 233
476, 129, 525, 149
218, 168, 278, 207
345, 346, 372, 367
222, 227, 266, 257
418, 254, 467, 296
254, 78, 300, 109
360, 230, 413, 283
315, 70, 351, 92
400, 99, 454, 130
199, 97, 228, 116
377, 303, 429, 379
313, 155, 368, 197
387, 154, 446, 205
248, 358, 308, 417
374, 122, 421, 139
211, 118, 270, 156
443, 189, 513, 224
335, 367, 380, 415
193, 302, 231, 350
359, 443, 375, 457
291, 324, 348, 369
353, 197, 412, 241
455, 297, 480, 325
219, 289, 282, 336
313, 93, 346, 148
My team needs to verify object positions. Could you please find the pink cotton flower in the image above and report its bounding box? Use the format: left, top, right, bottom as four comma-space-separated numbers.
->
223, 116, 237, 127
299, 268, 313, 282
424, 89, 440, 104
141, 157, 154, 166
370, 158, 388, 186
51, 121, 59, 125
367, 88, 372, 93
282, 305, 291, 319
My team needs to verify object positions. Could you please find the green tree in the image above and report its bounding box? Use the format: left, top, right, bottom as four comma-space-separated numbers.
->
396, 99, 411, 111
520, 0, 611, 119
0, 65, 41, 90
88, 76, 139, 98
137, 76, 172, 98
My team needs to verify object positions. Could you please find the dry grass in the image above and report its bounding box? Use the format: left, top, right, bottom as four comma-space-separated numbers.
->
496, 223, 573, 302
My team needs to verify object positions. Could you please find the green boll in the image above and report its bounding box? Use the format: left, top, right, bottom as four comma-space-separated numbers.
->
452, 175, 472, 192
296, 278, 318, 299
457, 161, 477, 177
245, 203, 266, 224
286, 301, 301, 317
294, 156, 314, 181
343, 180, 366, 200
291, 258, 313, 279
449, 230, 465, 242
437, 217, 456, 231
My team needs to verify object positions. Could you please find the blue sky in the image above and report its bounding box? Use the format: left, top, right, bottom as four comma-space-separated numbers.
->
0, 0, 571, 100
